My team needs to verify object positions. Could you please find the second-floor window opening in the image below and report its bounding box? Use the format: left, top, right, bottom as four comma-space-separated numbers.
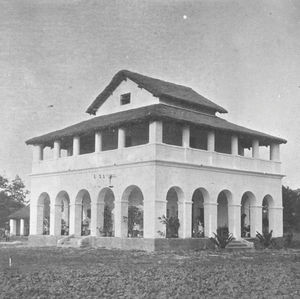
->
120, 93, 131, 105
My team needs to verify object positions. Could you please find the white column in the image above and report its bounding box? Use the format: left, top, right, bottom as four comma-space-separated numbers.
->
143, 200, 155, 238
228, 204, 241, 238
33, 144, 44, 162
149, 120, 163, 143
207, 131, 215, 151
154, 200, 167, 238
95, 131, 102, 153
269, 206, 283, 237
182, 125, 190, 148
118, 128, 126, 149
20, 218, 25, 236
114, 200, 128, 237
53, 140, 61, 159
270, 143, 280, 161
251, 205, 262, 237
69, 202, 82, 236
9, 219, 17, 236
203, 202, 218, 237
252, 139, 259, 159
73, 136, 80, 156
231, 135, 238, 156
50, 203, 62, 236
182, 200, 192, 238
90, 201, 104, 236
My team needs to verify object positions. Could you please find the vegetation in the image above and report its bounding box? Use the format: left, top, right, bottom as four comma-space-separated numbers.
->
255, 230, 276, 249
0, 174, 29, 228
282, 186, 300, 232
158, 215, 180, 238
0, 247, 299, 298
210, 228, 234, 249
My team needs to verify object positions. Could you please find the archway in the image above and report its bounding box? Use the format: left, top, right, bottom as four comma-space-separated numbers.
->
166, 187, 183, 238
98, 188, 115, 237
217, 190, 231, 235
241, 192, 256, 238
37, 193, 50, 235
191, 188, 208, 238
122, 186, 144, 238
262, 195, 274, 234
55, 191, 70, 236
75, 190, 91, 236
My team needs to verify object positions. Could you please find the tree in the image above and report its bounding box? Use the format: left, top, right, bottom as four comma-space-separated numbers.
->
282, 186, 300, 232
0, 174, 29, 228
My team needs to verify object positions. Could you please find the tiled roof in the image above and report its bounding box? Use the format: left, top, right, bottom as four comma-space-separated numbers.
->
86, 70, 228, 114
26, 104, 286, 146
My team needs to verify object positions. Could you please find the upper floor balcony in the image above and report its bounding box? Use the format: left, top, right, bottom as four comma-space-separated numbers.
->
30, 120, 282, 176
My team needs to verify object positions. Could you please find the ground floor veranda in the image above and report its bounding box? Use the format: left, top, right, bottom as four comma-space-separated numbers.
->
30, 164, 283, 240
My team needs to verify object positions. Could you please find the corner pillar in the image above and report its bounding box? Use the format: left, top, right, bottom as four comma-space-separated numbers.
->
270, 143, 280, 161
50, 203, 62, 236
33, 144, 44, 162
149, 120, 163, 143
269, 206, 283, 237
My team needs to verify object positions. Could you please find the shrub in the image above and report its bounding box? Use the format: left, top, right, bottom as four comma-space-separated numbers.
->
158, 215, 180, 238
210, 229, 234, 249
255, 230, 276, 249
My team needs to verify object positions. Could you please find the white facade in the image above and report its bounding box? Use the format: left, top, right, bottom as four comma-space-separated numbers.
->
27, 72, 285, 247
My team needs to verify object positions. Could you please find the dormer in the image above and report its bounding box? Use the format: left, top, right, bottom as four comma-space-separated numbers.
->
86, 70, 228, 116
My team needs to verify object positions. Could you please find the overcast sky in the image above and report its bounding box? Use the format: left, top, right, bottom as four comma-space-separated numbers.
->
0, 0, 300, 189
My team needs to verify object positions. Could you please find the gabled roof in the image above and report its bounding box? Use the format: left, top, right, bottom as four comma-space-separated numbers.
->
86, 70, 228, 115
26, 104, 286, 146
9, 205, 30, 220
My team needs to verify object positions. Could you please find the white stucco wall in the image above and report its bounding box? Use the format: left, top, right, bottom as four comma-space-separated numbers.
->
95, 79, 159, 116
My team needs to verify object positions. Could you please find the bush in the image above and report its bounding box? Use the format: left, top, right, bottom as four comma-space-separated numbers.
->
158, 215, 180, 238
255, 230, 276, 249
210, 229, 234, 249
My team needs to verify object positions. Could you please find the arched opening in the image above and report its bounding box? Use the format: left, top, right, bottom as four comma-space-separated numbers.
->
37, 193, 50, 235
241, 192, 256, 238
217, 190, 230, 236
165, 187, 183, 238
262, 195, 274, 234
122, 186, 144, 238
98, 188, 115, 237
55, 191, 70, 236
75, 190, 91, 236
191, 188, 208, 238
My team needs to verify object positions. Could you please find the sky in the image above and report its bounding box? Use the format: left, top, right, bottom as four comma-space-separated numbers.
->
0, 0, 300, 190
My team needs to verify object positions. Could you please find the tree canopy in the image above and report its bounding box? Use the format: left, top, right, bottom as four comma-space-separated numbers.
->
282, 186, 300, 232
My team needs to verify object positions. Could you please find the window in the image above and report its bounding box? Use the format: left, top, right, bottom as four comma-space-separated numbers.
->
120, 93, 131, 105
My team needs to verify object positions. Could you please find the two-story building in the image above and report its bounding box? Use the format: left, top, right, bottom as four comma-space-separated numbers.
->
26, 70, 286, 250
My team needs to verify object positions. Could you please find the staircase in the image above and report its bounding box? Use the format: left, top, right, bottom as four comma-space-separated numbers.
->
226, 239, 254, 251
57, 235, 92, 248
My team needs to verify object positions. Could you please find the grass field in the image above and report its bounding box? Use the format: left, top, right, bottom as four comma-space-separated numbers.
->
0, 246, 299, 298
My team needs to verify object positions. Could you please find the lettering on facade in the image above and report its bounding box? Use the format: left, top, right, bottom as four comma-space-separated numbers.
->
93, 173, 116, 188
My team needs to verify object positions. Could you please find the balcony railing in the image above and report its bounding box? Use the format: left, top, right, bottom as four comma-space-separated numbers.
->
31, 143, 281, 175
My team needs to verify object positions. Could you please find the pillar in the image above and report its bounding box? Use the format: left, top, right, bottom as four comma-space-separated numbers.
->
269, 206, 283, 237
252, 139, 259, 159
149, 120, 163, 143
9, 219, 17, 236
251, 205, 262, 237
114, 200, 128, 237
53, 140, 61, 159
203, 202, 218, 237
207, 131, 215, 151
182, 125, 190, 148
228, 204, 241, 238
231, 135, 238, 156
154, 199, 167, 238
118, 127, 126, 149
50, 203, 62, 236
20, 218, 25, 236
69, 202, 82, 236
95, 131, 102, 153
182, 200, 193, 238
73, 136, 80, 156
143, 200, 156, 238
33, 144, 44, 162
90, 201, 104, 236
270, 143, 280, 161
